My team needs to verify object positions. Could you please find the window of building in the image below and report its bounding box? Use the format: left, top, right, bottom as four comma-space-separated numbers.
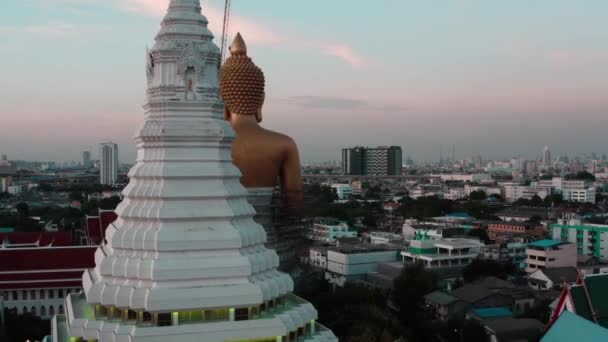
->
1, 292, 7, 301
204, 309, 229, 322
22, 306, 28, 314
156, 313, 172, 326
30, 290, 36, 300
41, 306, 46, 316
124, 309, 137, 321
40, 290, 45, 299
140, 311, 152, 324
108, 307, 120, 320
12, 291, 18, 300
58, 289, 64, 298
22, 291, 27, 300
49, 306, 55, 315
31, 306, 37, 315
49, 290, 55, 299
235, 307, 249, 321
59, 305, 64, 314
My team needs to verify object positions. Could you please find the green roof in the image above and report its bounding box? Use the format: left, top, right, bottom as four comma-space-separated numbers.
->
424, 290, 459, 305
542, 311, 608, 342
472, 307, 513, 318
528, 239, 563, 248
570, 274, 608, 328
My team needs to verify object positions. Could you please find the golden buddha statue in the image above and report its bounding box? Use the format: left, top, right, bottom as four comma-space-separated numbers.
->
220, 33, 303, 214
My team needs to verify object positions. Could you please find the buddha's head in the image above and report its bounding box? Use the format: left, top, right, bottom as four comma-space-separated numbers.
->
220, 33, 265, 123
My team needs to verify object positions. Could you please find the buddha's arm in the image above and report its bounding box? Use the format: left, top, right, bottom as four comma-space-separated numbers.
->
280, 140, 303, 216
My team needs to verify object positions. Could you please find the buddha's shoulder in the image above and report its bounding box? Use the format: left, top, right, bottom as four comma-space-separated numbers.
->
259, 127, 297, 147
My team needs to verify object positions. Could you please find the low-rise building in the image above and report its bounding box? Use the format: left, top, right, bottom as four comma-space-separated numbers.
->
525, 240, 577, 273
308, 247, 328, 269
480, 242, 527, 269
0, 246, 96, 321
401, 238, 484, 269
437, 174, 492, 183
402, 219, 466, 240
368, 231, 403, 245
308, 219, 357, 243
488, 222, 544, 242
325, 244, 400, 286
444, 187, 466, 200
503, 185, 551, 202
551, 218, 608, 262
425, 277, 536, 321
527, 267, 579, 291
330, 183, 353, 200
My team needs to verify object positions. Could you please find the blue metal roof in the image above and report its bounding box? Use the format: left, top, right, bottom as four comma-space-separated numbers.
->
542, 311, 608, 342
472, 307, 513, 318
528, 239, 563, 248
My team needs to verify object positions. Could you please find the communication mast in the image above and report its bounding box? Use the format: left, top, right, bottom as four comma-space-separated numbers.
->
220, 0, 232, 63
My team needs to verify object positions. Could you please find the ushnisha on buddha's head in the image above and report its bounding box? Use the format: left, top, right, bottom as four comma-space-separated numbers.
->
220, 33, 265, 123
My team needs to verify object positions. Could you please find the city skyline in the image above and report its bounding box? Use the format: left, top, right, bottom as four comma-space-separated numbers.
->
1, 0, 607, 163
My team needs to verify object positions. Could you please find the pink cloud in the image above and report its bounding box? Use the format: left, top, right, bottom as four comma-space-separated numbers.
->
111, 0, 363, 66
320, 44, 367, 67
25, 22, 77, 38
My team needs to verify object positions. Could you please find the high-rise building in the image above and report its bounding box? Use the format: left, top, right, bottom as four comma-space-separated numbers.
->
342, 146, 365, 175
99, 142, 118, 185
342, 146, 402, 176
82, 151, 92, 168
51, 1, 335, 341
1, 154, 6, 161
543, 146, 552, 168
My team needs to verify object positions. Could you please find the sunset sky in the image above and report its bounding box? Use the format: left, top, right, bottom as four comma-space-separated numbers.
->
1, 0, 607, 163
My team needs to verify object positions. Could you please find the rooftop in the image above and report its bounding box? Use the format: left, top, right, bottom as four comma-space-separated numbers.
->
528, 239, 565, 249
542, 311, 608, 342
425, 290, 459, 305
472, 307, 513, 319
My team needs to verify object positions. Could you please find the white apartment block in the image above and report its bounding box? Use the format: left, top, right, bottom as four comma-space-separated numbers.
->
325, 245, 400, 286
444, 187, 466, 200
330, 183, 353, 200
308, 220, 357, 243
99, 142, 119, 185
401, 238, 484, 269
503, 185, 550, 202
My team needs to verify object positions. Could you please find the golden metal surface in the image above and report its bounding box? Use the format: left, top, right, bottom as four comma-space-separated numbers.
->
220, 33, 303, 212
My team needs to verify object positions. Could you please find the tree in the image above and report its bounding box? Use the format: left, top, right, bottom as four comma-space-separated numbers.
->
489, 194, 505, 202
462, 259, 512, 283
530, 195, 543, 205
528, 215, 543, 225
392, 263, 438, 339
15, 202, 29, 217
69, 191, 83, 202
5, 313, 50, 342
467, 229, 490, 244
99, 196, 122, 210
568, 171, 596, 181
544, 194, 563, 206
470, 190, 487, 201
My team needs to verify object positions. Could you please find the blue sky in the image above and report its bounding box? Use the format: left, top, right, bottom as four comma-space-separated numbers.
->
1, 0, 607, 163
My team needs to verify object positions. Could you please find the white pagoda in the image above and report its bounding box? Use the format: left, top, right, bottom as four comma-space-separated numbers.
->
50, 1, 337, 341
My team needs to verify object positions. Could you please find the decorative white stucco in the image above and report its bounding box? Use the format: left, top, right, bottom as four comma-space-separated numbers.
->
51, 1, 337, 341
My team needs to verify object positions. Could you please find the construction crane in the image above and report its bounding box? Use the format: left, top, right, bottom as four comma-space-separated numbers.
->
220, 0, 232, 63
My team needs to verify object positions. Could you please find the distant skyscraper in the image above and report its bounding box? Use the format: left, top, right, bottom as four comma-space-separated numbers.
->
511, 157, 523, 173
543, 146, 552, 168
1, 154, 6, 161
342, 147, 365, 175
82, 151, 91, 167
342, 146, 402, 176
99, 143, 118, 185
